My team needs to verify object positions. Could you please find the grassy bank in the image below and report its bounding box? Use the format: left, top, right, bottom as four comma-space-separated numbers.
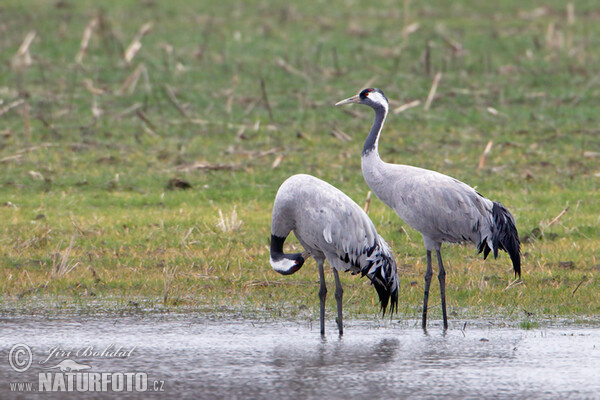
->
1, 0, 599, 323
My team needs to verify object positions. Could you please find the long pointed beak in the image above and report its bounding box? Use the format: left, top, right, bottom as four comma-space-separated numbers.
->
335, 94, 361, 106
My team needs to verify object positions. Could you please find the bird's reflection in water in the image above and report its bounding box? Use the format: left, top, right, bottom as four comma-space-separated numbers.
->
268, 337, 401, 397
271, 337, 399, 372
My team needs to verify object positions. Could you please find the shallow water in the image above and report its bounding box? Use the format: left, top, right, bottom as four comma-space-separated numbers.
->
0, 314, 598, 399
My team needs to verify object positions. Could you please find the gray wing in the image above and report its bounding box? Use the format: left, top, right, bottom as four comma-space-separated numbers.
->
294, 180, 378, 268
277, 174, 399, 312
386, 166, 494, 246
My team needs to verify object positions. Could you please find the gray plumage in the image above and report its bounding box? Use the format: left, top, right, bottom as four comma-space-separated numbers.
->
270, 174, 399, 336
336, 88, 521, 330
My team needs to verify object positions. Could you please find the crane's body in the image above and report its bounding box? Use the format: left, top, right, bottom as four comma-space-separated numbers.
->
363, 153, 493, 250
270, 174, 399, 335
336, 88, 520, 330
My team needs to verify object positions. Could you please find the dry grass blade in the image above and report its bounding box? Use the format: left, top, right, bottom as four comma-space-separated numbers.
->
271, 154, 284, 169
518, 7, 549, 20
572, 276, 586, 297
136, 109, 157, 133
117, 63, 145, 95
244, 280, 307, 288
163, 264, 178, 304
331, 127, 351, 142
567, 3, 575, 25
23, 101, 31, 142
12, 31, 36, 71
2, 143, 55, 163
402, 22, 420, 37
504, 278, 523, 291
174, 161, 238, 172
224, 146, 282, 159
437, 29, 463, 54
259, 78, 274, 122
276, 58, 311, 82
478, 140, 494, 170
16, 143, 55, 154
83, 78, 105, 95
91, 95, 103, 119
0, 155, 22, 163
124, 22, 152, 64
52, 237, 80, 279
393, 99, 420, 114
28, 170, 44, 180
486, 107, 500, 116
164, 85, 189, 118
424, 71, 442, 111
76, 17, 98, 64
115, 103, 143, 118
216, 207, 243, 233
547, 206, 570, 227
0, 99, 26, 117
363, 191, 372, 213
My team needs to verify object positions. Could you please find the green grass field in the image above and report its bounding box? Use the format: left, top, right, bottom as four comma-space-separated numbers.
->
1, 0, 599, 324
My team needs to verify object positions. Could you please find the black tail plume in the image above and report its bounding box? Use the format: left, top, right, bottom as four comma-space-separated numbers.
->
490, 202, 521, 277
361, 248, 399, 316
372, 274, 399, 317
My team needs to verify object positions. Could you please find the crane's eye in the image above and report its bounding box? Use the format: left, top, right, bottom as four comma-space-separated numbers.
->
360, 88, 373, 99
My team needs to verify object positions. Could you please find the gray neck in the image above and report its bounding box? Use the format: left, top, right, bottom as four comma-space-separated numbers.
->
362, 105, 387, 156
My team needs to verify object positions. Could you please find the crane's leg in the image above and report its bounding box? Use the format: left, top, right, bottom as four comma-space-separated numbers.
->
317, 259, 327, 336
332, 268, 344, 336
436, 250, 448, 330
422, 250, 433, 330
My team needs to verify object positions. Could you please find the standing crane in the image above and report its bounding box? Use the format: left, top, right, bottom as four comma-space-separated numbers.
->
336, 88, 520, 330
270, 174, 399, 336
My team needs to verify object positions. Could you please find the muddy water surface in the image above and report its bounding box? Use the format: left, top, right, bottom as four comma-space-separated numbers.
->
1, 314, 598, 399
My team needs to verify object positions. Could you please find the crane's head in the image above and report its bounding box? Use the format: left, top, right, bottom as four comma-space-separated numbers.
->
335, 88, 389, 111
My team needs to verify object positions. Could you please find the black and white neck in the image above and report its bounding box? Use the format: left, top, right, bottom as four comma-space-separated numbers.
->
269, 234, 307, 275
335, 87, 390, 157
362, 91, 389, 157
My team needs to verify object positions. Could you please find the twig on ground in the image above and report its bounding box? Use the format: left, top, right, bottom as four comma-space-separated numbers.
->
394, 100, 420, 114
117, 63, 145, 95
276, 58, 311, 82
174, 161, 238, 172
424, 71, 442, 111
124, 22, 152, 64
76, 18, 98, 64
504, 279, 523, 291
272, 154, 284, 169
331, 128, 351, 142
547, 207, 570, 227
260, 78, 274, 122
0, 99, 25, 117
164, 85, 189, 118
23, 101, 31, 142
115, 103, 143, 118
364, 191, 372, 213
572, 276, 587, 297
478, 140, 494, 170
136, 109, 157, 133
12, 31, 36, 71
